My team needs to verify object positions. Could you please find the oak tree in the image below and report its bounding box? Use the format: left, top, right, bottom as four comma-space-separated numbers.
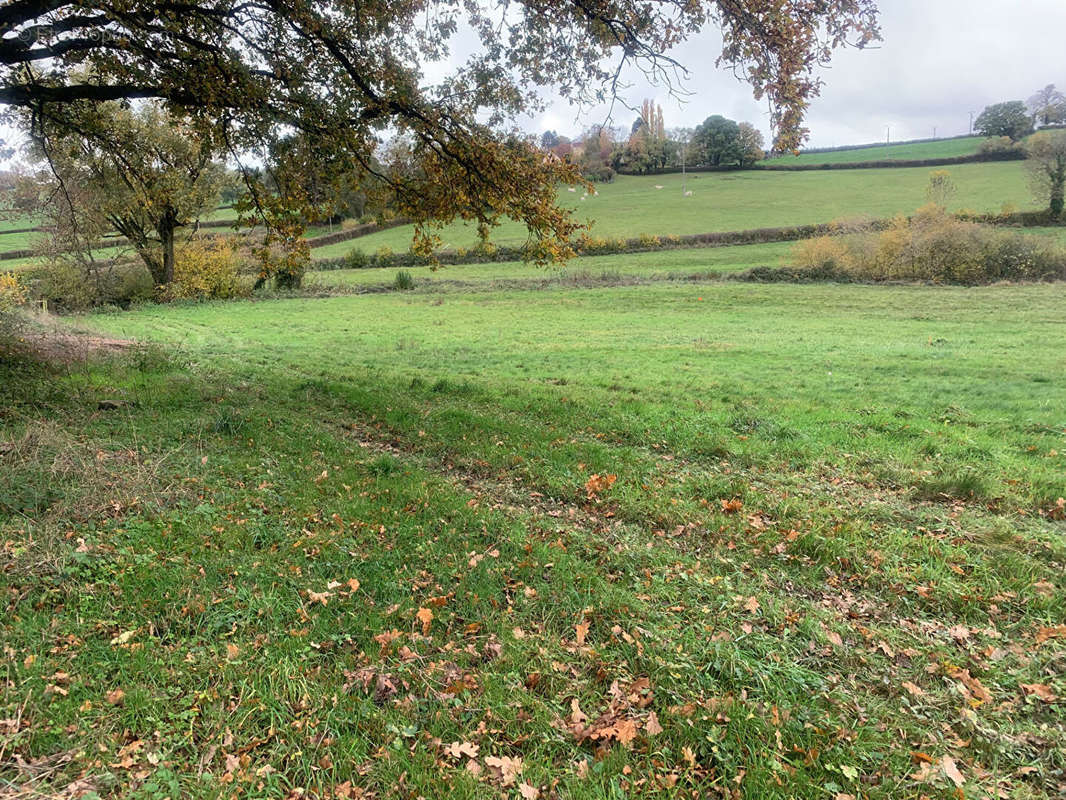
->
975, 102, 1034, 142
2, 1, 880, 257
28, 101, 224, 286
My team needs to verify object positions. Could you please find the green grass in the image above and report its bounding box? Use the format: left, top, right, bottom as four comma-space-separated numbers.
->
765, 136, 988, 165
308, 242, 794, 289
2, 277, 1063, 799
324, 162, 1032, 259
0, 228, 43, 252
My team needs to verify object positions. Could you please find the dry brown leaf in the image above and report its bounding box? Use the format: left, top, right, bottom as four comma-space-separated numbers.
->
485, 755, 523, 787
941, 755, 964, 788
105, 688, 125, 706
416, 607, 434, 635
1020, 683, 1057, 703
575, 621, 590, 646
645, 711, 663, 736
518, 782, 539, 799
901, 681, 924, 698
444, 741, 479, 759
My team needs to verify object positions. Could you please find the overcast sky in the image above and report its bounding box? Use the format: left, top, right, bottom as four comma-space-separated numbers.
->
522, 0, 1066, 148
4, 0, 1064, 163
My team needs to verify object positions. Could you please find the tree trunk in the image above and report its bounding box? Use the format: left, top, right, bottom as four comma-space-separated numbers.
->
157, 209, 178, 285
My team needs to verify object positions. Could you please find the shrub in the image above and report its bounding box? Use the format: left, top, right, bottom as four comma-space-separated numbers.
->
788, 205, 1066, 284
792, 235, 854, 271
392, 270, 415, 290
375, 245, 394, 260
344, 249, 371, 269
166, 238, 246, 300
583, 165, 616, 183
0, 272, 28, 313
978, 136, 1020, 156
0, 271, 28, 345
39, 259, 109, 311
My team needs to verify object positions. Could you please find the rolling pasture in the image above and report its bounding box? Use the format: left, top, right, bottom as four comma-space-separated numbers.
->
2, 150, 1064, 800
325, 161, 1030, 258
763, 135, 988, 165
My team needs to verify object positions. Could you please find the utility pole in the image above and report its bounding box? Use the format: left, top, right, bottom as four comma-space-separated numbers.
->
885, 125, 890, 144
933, 126, 937, 139
969, 111, 974, 135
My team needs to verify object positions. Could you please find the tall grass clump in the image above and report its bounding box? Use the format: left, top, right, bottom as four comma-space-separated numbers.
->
392, 269, 415, 290
792, 205, 1066, 284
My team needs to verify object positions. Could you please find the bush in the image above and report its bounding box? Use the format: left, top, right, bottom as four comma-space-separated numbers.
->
978, 136, 1020, 156
166, 238, 247, 300
37, 258, 154, 310
392, 270, 415, 290
792, 236, 854, 271
344, 249, 371, 269
0, 271, 28, 345
583, 165, 616, 183
0, 271, 28, 313
788, 205, 1066, 284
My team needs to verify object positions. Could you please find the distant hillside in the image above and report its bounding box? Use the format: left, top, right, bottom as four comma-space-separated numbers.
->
766, 136, 987, 165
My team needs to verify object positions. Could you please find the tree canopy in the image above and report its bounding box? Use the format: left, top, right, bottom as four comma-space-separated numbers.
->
2, 0, 880, 257
26, 101, 224, 286
975, 102, 1033, 142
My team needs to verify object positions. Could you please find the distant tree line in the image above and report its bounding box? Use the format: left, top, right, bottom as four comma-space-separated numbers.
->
974, 83, 1066, 142
540, 101, 766, 181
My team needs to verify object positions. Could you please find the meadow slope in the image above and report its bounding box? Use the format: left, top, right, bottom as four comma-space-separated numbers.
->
321, 162, 1032, 258
2, 279, 1063, 799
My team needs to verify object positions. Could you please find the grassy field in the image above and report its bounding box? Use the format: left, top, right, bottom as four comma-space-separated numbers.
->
308, 243, 794, 290
321, 162, 1032, 259
764, 137, 988, 166
2, 271, 1063, 799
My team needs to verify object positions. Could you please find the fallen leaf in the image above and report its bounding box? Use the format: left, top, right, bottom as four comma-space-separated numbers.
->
416, 607, 434, 636
645, 710, 663, 736
110, 630, 136, 646
743, 596, 759, 614
444, 741, 479, 759
720, 498, 743, 513
901, 681, 925, 698
225, 643, 240, 660
1032, 580, 1055, 598
105, 688, 125, 706
518, 782, 539, 799
575, 621, 590, 646
1020, 683, 1057, 703
485, 755, 523, 787
941, 755, 964, 788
